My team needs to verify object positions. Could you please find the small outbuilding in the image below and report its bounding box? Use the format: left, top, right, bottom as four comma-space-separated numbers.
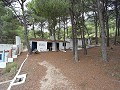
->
30, 38, 70, 52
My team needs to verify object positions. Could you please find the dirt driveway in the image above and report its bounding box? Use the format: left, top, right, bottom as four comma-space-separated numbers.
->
7, 46, 120, 90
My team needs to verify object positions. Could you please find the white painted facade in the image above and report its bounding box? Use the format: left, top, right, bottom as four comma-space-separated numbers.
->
30, 40, 70, 52
59, 42, 70, 50
0, 52, 9, 62
30, 38, 91, 52
0, 44, 13, 51
37, 41, 47, 52
65, 38, 91, 49
0, 44, 13, 62
0, 36, 23, 63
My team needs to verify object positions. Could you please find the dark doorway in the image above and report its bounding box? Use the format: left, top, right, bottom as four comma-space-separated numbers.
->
47, 42, 52, 51
56, 43, 59, 50
32, 42, 37, 51
0, 54, 2, 61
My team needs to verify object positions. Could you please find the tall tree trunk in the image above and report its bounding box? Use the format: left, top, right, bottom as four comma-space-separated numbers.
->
32, 21, 36, 38
21, 2, 31, 54
105, 0, 110, 47
97, 0, 107, 62
94, 11, 98, 45
52, 19, 57, 51
63, 17, 66, 51
74, 32, 78, 62
40, 22, 44, 39
52, 18, 57, 40
118, 19, 120, 36
81, 0, 87, 55
82, 22, 87, 55
70, 1, 79, 62
106, 15, 109, 47
58, 17, 61, 40
71, 13, 75, 57
66, 19, 69, 38
114, 0, 118, 45
48, 20, 52, 37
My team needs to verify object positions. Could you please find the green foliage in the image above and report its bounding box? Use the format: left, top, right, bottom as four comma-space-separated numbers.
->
16, 26, 25, 43
32, 0, 70, 19
44, 32, 50, 39
0, 3, 21, 44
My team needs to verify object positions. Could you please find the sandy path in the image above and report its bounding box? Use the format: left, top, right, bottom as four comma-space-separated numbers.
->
39, 61, 76, 90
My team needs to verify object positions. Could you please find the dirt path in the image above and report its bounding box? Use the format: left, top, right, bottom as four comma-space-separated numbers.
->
0, 83, 10, 90
39, 61, 76, 90
9, 46, 120, 90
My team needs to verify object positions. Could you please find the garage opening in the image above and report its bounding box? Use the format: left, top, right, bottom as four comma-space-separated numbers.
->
32, 42, 37, 51
56, 43, 59, 51
0, 54, 2, 61
47, 42, 52, 51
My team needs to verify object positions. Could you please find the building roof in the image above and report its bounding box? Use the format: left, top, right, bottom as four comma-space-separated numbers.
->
30, 38, 70, 43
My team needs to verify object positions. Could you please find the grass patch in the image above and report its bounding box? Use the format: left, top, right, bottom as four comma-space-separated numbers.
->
4, 62, 18, 77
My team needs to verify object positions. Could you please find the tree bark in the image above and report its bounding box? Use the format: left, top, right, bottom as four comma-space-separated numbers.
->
97, 0, 107, 62
40, 22, 44, 39
114, 0, 118, 45
21, 2, 31, 54
106, 15, 109, 47
58, 17, 61, 40
94, 11, 98, 45
63, 17, 66, 51
81, 0, 87, 55
32, 21, 36, 38
70, 1, 79, 62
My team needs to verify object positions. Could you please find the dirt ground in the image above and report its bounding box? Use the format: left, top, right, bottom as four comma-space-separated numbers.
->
0, 52, 27, 82
1, 45, 120, 90
0, 52, 27, 90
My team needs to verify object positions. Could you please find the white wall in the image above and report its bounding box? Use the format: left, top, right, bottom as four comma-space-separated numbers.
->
59, 42, 63, 50
52, 42, 56, 51
78, 40, 82, 47
16, 36, 21, 45
0, 52, 9, 62
15, 36, 23, 54
69, 39, 73, 49
67, 39, 91, 49
59, 42, 70, 50
66, 43, 70, 49
0, 44, 13, 51
37, 41, 47, 52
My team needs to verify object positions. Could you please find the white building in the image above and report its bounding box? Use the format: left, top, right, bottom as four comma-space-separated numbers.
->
30, 39, 70, 52
0, 36, 23, 62
0, 36, 23, 68
30, 38, 91, 52
65, 38, 91, 49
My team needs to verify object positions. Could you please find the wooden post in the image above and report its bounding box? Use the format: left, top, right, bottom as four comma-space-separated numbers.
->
9, 49, 12, 58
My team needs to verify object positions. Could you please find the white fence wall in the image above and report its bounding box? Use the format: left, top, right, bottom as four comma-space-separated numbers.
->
0, 44, 13, 51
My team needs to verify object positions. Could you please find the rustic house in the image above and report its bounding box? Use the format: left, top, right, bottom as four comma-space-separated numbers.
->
30, 38, 70, 52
